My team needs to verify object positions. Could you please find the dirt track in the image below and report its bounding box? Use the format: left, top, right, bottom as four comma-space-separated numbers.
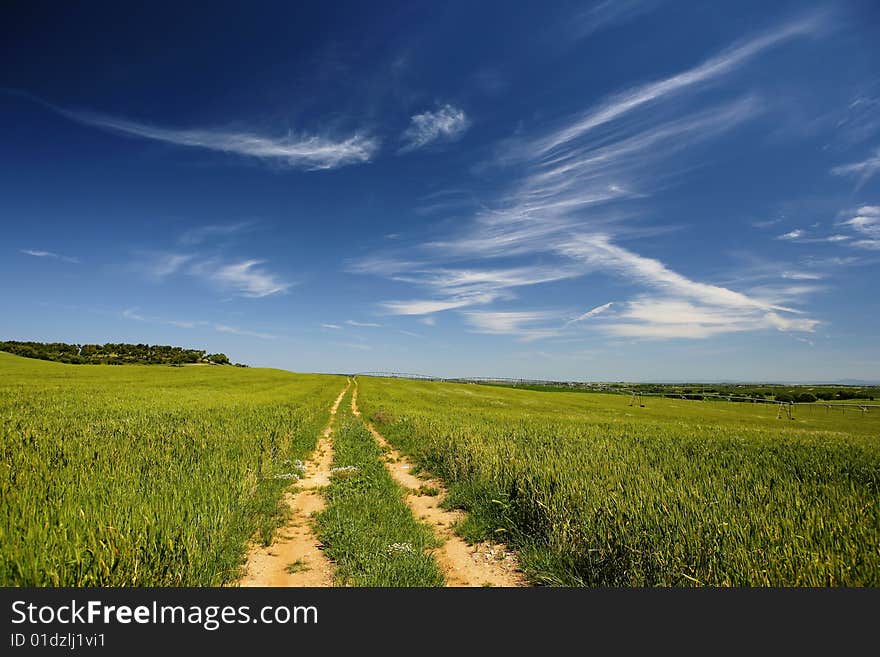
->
351, 381, 525, 587
238, 382, 349, 587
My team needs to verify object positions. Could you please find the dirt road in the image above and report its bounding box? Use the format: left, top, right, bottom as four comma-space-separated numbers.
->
238, 381, 350, 587
351, 381, 524, 587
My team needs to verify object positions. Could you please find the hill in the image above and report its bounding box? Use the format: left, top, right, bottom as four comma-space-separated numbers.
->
0, 340, 242, 366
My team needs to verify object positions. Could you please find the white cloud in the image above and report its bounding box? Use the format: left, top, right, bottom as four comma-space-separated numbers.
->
381, 293, 500, 315
775, 230, 848, 244
603, 322, 735, 339
533, 14, 820, 155
462, 310, 564, 342
54, 106, 379, 170
843, 205, 880, 238
832, 147, 880, 188
564, 302, 614, 326
121, 307, 197, 330
338, 342, 372, 351
142, 252, 290, 298
782, 271, 824, 280
837, 206, 880, 249
121, 308, 146, 322
558, 235, 795, 312
179, 221, 255, 245
567, 0, 660, 40
752, 218, 782, 228
321, 323, 342, 330
20, 248, 79, 263
418, 316, 436, 326
355, 18, 821, 341
346, 320, 382, 327
601, 297, 819, 339
214, 324, 277, 340
208, 260, 291, 298
149, 253, 194, 278
401, 104, 469, 151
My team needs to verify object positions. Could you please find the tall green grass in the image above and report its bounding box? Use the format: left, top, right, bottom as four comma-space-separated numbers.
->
357, 377, 880, 586
316, 391, 444, 586
0, 352, 344, 586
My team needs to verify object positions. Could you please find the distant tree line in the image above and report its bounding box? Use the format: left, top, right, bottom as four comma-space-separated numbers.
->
0, 341, 247, 367
630, 385, 876, 402
486, 380, 877, 402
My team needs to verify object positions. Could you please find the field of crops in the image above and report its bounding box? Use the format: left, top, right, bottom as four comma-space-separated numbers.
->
356, 376, 880, 586
0, 352, 345, 586
4, 348, 878, 588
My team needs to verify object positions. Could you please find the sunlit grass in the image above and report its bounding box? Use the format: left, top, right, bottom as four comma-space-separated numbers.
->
358, 376, 880, 586
0, 352, 345, 586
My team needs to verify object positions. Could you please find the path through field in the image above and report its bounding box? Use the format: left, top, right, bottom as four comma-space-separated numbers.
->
239, 381, 350, 587
351, 381, 524, 587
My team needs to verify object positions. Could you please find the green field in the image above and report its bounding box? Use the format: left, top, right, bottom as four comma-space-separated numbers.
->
0, 352, 344, 586
3, 351, 878, 587
356, 376, 880, 586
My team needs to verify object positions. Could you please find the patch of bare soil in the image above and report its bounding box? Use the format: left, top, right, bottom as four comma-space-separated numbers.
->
238, 382, 350, 587
350, 381, 525, 587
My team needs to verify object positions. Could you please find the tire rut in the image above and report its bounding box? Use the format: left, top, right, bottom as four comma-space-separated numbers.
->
238, 381, 350, 587
350, 380, 525, 587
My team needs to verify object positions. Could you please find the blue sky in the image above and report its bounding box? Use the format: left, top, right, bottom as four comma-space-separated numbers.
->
2, 0, 879, 381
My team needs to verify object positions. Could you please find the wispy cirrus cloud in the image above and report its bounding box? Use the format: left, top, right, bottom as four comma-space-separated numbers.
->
782, 271, 824, 280
775, 228, 850, 243
566, 0, 661, 41
832, 147, 880, 189
564, 302, 614, 326
346, 320, 382, 327
208, 260, 291, 298
147, 253, 195, 278
20, 249, 80, 264
843, 205, 880, 237
779, 207, 880, 249
179, 221, 257, 245
338, 342, 372, 351
321, 323, 343, 330
532, 13, 820, 155
462, 310, 565, 342
381, 293, 501, 316
76, 111, 378, 170
214, 324, 277, 340
842, 205, 880, 249
121, 307, 277, 339
122, 307, 197, 329
400, 104, 469, 152
9, 90, 379, 170
142, 252, 291, 298
599, 295, 820, 340
353, 16, 823, 342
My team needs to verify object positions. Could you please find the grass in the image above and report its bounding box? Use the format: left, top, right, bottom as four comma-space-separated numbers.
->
0, 352, 345, 586
356, 376, 880, 586
315, 390, 445, 586
286, 559, 310, 574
